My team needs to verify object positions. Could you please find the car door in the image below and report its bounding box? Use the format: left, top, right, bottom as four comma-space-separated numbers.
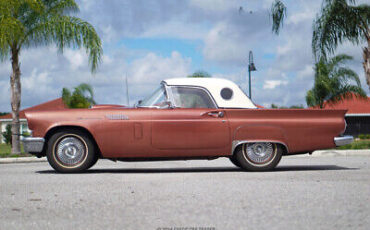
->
151, 86, 231, 156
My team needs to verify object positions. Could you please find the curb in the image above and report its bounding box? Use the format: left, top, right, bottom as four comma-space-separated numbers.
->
0, 149, 369, 164
285, 149, 370, 158
311, 149, 370, 157
0, 157, 47, 164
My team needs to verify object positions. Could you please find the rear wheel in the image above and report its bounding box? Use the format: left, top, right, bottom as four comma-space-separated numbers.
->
235, 142, 282, 171
46, 129, 98, 173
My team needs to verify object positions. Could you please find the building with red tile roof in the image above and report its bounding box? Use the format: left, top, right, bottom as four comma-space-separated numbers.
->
317, 94, 370, 136
319, 95, 370, 116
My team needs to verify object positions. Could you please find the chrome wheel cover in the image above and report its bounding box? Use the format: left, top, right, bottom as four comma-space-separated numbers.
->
55, 136, 87, 166
244, 142, 274, 164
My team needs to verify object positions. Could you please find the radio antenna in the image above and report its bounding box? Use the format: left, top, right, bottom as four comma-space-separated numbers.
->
125, 74, 130, 106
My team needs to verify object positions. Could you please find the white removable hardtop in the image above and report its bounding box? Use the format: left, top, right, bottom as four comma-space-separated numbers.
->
163, 78, 257, 109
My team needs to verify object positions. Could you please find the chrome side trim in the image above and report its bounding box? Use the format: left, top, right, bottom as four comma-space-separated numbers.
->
334, 136, 353, 146
21, 137, 45, 153
345, 114, 370, 117
232, 140, 289, 155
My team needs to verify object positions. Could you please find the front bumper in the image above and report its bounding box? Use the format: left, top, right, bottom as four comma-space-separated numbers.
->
334, 136, 354, 146
21, 137, 45, 153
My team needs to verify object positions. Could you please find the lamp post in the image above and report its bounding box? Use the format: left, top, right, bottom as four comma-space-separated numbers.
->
248, 51, 257, 99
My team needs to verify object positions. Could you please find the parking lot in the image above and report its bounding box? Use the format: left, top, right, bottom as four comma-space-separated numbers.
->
1, 155, 369, 230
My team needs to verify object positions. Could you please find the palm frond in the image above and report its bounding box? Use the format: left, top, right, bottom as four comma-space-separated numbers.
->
327, 54, 353, 68
305, 89, 317, 107
63, 83, 96, 108
25, 15, 102, 72
62, 87, 71, 107
43, 0, 79, 15
0, 0, 43, 17
0, 45, 9, 61
1, 0, 102, 72
270, 0, 287, 35
0, 17, 25, 52
306, 53, 367, 108
75, 83, 94, 99
24, 0, 44, 12
312, 0, 367, 59
332, 67, 361, 86
326, 84, 367, 105
74, 83, 96, 105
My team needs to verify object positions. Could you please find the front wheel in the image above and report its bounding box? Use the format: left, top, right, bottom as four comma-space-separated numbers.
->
229, 155, 242, 168
235, 142, 282, 171
46, 129, 98, 173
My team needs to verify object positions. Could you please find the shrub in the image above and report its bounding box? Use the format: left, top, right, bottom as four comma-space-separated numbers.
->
2, 124, 12, 145
337, 140, 370, 150
358, 134, 366, 139
22, 131, 31, 137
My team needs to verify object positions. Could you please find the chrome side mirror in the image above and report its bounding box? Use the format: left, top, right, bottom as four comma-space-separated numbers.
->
135, 100, 143, 108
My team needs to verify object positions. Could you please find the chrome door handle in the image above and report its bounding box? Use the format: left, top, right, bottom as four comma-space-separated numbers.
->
206, 111, 224, 118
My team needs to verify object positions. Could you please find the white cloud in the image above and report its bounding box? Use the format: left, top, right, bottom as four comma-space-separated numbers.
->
189, 0, 241, 12
139, 20, 207, 40
203, 22, 246, 63
263, 80, 288, 89
287, 11, 315, 25
64, 49, 88, 70
297, 65, 314, 80
100, 25, 119, 43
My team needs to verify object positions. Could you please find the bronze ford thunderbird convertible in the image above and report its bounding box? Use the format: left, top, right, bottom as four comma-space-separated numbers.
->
22, 78, 353, 173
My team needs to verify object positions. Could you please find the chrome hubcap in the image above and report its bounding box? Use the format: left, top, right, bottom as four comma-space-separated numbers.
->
244, 142, 274, 164
56, 136, 86, 166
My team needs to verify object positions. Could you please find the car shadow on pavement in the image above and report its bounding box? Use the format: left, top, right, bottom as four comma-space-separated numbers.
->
275, 165, 357, 171
36, 165, 357, 174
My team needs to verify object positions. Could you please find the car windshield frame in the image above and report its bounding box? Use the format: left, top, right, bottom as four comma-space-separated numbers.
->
136, 84, 169, 108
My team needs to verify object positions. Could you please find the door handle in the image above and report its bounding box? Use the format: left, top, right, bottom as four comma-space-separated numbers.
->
203, 111, 224, 118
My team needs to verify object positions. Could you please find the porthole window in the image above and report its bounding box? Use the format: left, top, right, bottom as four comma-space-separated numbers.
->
220, 88, 233, 100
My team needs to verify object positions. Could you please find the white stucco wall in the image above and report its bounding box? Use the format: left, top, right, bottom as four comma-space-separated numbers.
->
0, 119, 29, 144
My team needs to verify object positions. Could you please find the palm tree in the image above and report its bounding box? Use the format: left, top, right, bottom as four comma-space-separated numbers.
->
306, 54, 366, 108
312, 0, 370, 89
0, 0, 102, 154
62, 83, 96, 109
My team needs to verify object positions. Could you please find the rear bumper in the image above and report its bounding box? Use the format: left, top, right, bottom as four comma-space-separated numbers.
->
334, 136, 353, 146
21, 137, 45, 153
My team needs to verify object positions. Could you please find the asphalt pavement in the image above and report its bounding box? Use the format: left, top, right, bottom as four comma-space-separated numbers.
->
0, 155, 369, 230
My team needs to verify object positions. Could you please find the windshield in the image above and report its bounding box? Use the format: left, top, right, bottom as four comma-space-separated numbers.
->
137, 85, 167, 108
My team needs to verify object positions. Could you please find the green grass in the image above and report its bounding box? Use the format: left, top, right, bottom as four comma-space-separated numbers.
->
0, 144, 31, 158
336, 139, 370, 150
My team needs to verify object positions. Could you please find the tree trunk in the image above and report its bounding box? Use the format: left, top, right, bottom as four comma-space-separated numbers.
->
363, 32, 370, 90
10, 46, 21, 154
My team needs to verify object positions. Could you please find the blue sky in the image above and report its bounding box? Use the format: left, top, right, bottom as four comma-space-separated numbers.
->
0, 0, 368, 111
120, 38, 206, 71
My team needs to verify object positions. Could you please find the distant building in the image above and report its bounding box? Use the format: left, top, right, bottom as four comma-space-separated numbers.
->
319, 95, 370, 136
0, 98, 66, 143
